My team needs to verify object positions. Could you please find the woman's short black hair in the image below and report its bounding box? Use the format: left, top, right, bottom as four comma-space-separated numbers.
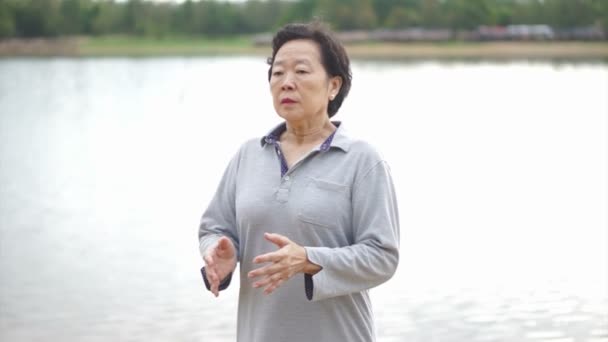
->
267, 22, 352, 118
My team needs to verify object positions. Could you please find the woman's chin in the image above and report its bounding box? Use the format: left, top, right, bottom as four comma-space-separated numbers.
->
277, 110, 307, 122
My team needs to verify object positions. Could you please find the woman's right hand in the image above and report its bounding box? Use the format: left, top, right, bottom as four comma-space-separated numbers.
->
204, 236, 237, 297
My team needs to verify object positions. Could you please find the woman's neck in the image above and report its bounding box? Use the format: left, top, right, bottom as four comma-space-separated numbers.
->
282, 116, 335, 146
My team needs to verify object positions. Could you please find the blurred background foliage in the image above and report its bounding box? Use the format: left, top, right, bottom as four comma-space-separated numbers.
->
0, 0, 606, 39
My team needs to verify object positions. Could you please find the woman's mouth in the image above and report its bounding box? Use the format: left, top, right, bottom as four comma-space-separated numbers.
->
281, 98, 296, 104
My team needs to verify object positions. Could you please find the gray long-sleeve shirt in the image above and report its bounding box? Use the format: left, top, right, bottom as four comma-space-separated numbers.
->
198, 121, 400, 342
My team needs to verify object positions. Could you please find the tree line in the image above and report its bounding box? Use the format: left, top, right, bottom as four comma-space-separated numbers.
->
0, 0, 606, 39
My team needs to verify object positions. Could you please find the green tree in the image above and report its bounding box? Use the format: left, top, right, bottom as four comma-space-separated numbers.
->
173, 0, 196, 35
444, 0, 494, 30
544, 0, 600, 28
372, 0, 403, 26
13, 0, 62, 37
384, 6, 420, 28
319, 0, 377, 30
595, 0, 608, 29
198, 1, 238, 36
89, 1, 122, 35
0, 0, 606, 39
0, 0, 17, 38
59, 0, 84, 34
419, 0, 445, 28
278, 0, 318, 27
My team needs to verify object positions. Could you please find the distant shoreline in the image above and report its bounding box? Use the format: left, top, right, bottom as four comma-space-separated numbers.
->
1, 37, 607, 60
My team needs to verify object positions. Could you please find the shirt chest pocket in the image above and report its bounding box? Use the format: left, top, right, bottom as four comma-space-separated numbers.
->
297, 177, 351, 229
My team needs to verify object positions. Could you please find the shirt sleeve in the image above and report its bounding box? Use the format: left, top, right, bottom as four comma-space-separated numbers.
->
201, 267, 233, 291
198, 149, 241, 292
304, 161, 400, 301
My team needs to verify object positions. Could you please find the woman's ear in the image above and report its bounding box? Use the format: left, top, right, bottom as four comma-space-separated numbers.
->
329, 76, 343, 100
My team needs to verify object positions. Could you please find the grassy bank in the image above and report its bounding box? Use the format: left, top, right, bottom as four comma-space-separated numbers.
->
346, 41, 608, 60
79, 36, 270, 56
1, 36, 607, 60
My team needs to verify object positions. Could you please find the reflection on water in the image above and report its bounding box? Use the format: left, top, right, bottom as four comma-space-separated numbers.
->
0, 58, 606, 341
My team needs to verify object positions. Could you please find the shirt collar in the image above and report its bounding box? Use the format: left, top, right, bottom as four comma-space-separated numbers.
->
261, 120, 351, 152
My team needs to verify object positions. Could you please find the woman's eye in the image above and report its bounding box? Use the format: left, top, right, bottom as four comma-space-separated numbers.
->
272, 71, 284, 76
296, 70, 308, 74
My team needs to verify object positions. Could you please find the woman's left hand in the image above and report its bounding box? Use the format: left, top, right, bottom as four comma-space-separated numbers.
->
248, 232, 319, 295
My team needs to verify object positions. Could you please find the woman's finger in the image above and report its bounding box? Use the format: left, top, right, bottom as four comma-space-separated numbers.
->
204, 253, 220, 283
254, 271, 285, 289
264, 277, 285, 295
252, 251, 283, 264
248, 261, 284, 279
210, 277, 219, 297
207, 267, 219, 283
252, 274, 276, 289
252, 277, 271, 289
204, 253, 215, 267
264, 232, 291, 248
216, 237, 234, 258
209, 261, 220, 297
211, 282, 219, 297
208, 267, 218, 283
217, 237, 230, 249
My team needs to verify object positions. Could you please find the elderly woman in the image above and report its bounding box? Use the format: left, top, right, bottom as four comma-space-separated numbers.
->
198, 22, 400, 342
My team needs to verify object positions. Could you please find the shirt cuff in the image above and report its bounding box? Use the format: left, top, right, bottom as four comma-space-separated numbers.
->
200, 267, 233, 292
304, 273, 314, 300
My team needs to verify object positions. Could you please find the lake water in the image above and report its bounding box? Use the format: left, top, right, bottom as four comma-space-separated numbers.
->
0, 57, 606, 342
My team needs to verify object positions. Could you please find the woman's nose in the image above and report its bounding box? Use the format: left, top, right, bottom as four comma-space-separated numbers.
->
281, 74, 295, 90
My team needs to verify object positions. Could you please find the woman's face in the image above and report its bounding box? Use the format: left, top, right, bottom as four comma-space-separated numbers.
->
270, 39, 342, 122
